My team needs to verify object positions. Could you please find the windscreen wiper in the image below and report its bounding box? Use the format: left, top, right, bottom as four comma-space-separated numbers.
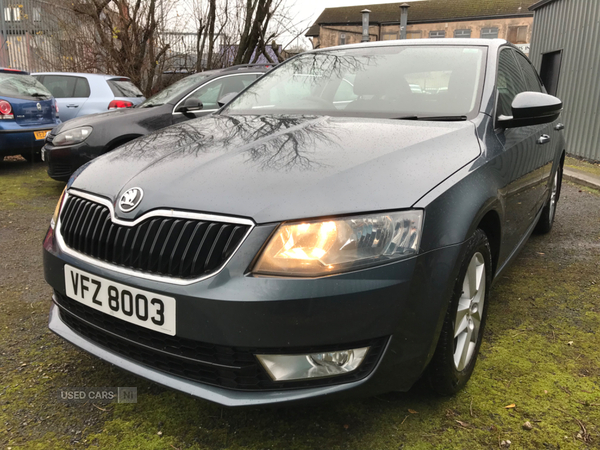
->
391, 115, 468, 121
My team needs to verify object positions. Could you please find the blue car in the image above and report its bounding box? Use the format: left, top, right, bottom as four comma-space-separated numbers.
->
33, 72, 145, 122
0, 68, 60, 162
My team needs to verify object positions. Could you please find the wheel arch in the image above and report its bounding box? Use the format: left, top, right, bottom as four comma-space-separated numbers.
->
105, 134, 143, 153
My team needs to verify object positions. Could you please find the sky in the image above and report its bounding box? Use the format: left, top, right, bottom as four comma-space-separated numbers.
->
283, 0, 425, 50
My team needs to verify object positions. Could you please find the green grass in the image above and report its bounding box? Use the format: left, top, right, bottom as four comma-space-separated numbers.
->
565, 156, 600, 178
1, 162, 599, 449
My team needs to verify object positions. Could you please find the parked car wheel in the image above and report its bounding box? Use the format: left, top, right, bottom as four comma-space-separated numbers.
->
535, 165, 562, 234
427, 229, 492, 395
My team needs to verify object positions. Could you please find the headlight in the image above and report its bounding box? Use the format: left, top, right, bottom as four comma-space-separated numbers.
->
50, 188, 67, 229
253, 210, 423, 277
52, 126, 93, 146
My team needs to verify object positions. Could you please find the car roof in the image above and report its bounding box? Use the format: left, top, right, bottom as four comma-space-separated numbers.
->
31, 72, 132, 81
311, 38, 509, 54
0, 68, 29, 75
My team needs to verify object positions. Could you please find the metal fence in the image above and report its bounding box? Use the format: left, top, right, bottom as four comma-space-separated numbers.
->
0, 0, 70, 71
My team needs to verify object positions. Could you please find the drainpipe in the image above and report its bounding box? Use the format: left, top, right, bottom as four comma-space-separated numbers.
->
400, 3, 410, 39
361, 9, 371, 42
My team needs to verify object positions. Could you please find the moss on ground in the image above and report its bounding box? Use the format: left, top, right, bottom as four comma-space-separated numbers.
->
565, 156, 600, 178
1, 161, 599, 449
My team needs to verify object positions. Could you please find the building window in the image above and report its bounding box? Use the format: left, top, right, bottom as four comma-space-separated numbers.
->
481, 27, 499, 39
339, 33, 346, 45
406, 30, 422, 39
382, 33, 397, 41
454, 29, 471, 38
429, 30, 446, 38
507, 26, 528, 44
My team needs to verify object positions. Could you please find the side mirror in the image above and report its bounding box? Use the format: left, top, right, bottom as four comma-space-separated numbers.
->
176, 97, 203, 114
217, 92, 238, 108
498, 91, 562, 128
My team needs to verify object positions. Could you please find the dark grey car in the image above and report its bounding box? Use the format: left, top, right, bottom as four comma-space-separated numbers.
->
43, 39, 565, 406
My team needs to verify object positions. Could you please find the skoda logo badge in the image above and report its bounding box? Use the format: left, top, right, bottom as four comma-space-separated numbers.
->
36, 103, 42, 111
119, 187, 143, 213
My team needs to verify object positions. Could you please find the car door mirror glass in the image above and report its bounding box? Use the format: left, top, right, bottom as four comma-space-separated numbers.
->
217, 92, 238, 108
498, 91, 562, 128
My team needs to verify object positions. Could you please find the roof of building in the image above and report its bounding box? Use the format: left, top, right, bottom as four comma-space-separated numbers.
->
306, 0, 535, 37
528, 0, 559, 11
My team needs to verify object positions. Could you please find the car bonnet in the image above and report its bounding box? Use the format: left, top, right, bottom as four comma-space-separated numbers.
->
69, 114, 481, 224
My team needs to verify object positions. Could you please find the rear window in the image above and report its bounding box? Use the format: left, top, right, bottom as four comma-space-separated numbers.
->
108, 79, 143, 97
0, 73, 52, 100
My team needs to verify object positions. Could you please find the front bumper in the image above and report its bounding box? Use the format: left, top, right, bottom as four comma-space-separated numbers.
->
44, 222, 465, 406
43, 135, 96, 181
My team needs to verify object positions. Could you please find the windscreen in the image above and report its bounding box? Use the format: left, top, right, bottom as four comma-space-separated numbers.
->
223, 46, 486, 119
139, 73, 209, 107
0, 73, 52, 100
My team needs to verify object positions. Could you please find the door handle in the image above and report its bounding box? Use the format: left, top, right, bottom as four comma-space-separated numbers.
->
537, 134, 551, 145
66, 104, 79, 108
554, 123, 565, 131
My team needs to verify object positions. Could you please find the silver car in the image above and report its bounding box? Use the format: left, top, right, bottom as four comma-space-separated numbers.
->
32, 72, 145, 121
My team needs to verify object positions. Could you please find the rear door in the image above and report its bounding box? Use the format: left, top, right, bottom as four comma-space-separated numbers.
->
37, 75, 90, 121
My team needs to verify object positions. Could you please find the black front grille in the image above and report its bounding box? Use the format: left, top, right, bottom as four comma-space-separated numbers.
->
54, 292, 386, 391
59, 195, 250, 279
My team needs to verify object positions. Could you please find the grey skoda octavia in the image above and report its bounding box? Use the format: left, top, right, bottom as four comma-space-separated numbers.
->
43, 39, 565, 406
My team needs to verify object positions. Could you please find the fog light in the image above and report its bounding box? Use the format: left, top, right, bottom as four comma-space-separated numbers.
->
256, 347, 369, 381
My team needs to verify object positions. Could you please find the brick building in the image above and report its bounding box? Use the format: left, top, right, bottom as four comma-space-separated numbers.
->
306, 0, 534, 55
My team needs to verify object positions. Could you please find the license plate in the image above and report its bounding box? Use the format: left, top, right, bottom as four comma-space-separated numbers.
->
34, 130, 50, 140
64, 265, 176, 336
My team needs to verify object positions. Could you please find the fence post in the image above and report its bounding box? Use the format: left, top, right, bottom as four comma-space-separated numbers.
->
0, 0, 9, 67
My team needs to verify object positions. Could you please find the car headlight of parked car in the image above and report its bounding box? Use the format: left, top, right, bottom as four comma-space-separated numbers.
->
52, 126, 93, 146
253, 210, 423, 277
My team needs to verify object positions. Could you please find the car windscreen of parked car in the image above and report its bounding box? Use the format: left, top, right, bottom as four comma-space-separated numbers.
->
0, 72, 52, 99
223, 45, 486, 119
107, 78, 144, 98
138, 73, 209, 107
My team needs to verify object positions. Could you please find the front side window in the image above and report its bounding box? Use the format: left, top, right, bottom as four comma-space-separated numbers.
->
496, 49, 527, 118
187, 74, 257, 110
223, 46, 487, 119
515, 52, 542, 93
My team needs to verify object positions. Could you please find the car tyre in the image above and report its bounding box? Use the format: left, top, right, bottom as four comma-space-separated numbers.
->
534, 165, 562, 234
427, 228, 492, 395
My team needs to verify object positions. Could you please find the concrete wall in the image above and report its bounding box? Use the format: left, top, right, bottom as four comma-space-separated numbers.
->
529, 0, 600, 162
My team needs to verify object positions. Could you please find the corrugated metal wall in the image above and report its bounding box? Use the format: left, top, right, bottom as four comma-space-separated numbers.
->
529, 0, 600, 161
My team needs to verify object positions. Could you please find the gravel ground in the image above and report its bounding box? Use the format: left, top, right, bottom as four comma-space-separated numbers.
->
1, 158, 599, 449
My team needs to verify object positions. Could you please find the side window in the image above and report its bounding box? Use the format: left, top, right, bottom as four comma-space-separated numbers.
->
515, 52, 543, 93
41, 75, 77, 98
73, 77, 91, 97
496, 49, 527, 118
187, 75, 257, 110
